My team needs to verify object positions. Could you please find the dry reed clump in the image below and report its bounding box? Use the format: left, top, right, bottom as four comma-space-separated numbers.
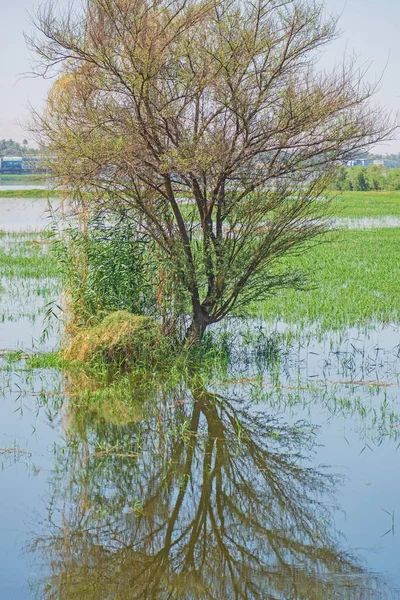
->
63, 311, 164, 365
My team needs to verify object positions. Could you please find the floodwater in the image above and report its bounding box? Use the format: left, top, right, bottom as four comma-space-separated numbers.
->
0, 177, 50, 191
0, 198, 60, 232
0, 184, 47, 191
334, 216, 400, 229
1, 195, 400, 599
3, 197, 400, 233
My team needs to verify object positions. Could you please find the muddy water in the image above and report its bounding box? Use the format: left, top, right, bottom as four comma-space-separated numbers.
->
1, 199, 400, 598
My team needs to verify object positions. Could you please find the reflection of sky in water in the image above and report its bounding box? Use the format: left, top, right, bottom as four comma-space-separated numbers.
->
0, 184, 47, 190
0, 371, 62, 599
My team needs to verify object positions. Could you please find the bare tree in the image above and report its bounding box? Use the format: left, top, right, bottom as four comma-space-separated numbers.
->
29, 0, 394, 341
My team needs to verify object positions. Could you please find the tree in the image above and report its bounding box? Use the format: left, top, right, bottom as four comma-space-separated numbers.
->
347, 165, 370, 191
29, 0, 393, 342
0, 138, 25, 156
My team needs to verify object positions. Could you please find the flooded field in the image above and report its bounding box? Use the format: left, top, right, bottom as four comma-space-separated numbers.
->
1, 195, 400, 598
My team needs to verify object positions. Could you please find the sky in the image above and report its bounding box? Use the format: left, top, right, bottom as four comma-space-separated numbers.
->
0, 0, 400, 151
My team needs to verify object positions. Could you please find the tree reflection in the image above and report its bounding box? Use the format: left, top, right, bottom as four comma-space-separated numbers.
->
33, 380, 395, 599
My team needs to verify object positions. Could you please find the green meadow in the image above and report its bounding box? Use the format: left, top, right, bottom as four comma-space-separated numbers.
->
179, 190, 400, 221
330, 191, 400, 218
1, 192, 400, 330
0, 173, 48, 182
254, 228, 400, 330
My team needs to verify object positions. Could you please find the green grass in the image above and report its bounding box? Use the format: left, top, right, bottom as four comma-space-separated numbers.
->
0, 173, 48, 182
254, 228, 400, 330
329, 191, 400, 218
0, 187, 396, 215
178, 191, 400, 220
0, 189, 59, 198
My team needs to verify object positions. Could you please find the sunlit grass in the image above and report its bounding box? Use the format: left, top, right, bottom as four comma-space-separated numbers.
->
252, 228, 400, 330
329, 191, 400, 218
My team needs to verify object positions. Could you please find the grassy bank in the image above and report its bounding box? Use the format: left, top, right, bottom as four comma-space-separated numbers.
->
254, 228, 400, 329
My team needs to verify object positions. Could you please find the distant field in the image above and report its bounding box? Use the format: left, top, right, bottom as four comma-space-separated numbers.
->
0, 173, 48, 182
1, 184, 399, 216
330, 191, 400, 218
0, 189, 58, 198
252, 228, 400, 330
179, 191, 400, 219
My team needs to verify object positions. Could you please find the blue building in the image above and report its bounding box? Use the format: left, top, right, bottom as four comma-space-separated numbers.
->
0, 155, 46, 174
0, 156, 23, 173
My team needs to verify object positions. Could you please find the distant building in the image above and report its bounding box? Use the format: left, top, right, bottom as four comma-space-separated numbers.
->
0, 156, 23, 173
346, 158, 374, 167
345, 157, 388, 168
0, 155, 46, 174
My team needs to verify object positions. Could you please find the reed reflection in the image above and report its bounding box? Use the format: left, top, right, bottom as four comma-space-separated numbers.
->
33, 379, 396, 599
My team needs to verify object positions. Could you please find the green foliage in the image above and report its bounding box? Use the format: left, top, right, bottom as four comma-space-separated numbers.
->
331, 165, 400, 191
0, 138, 34, 155
54, 217, 156, 327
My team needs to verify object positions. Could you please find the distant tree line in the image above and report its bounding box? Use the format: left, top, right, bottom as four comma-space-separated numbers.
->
0, 138, 35, 156
331, 165, 400, 191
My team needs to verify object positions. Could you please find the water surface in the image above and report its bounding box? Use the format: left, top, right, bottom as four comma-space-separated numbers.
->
0, 202, 400, 599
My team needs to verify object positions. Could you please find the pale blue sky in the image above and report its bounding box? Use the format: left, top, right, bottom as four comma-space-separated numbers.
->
0, 0, 399, 151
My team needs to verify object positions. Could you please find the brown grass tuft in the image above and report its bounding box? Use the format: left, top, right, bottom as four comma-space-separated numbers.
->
63, 311, 163, 365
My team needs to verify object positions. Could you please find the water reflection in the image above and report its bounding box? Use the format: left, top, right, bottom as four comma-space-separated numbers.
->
32, 379, 398, 599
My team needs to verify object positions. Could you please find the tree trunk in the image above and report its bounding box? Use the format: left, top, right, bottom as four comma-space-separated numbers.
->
185, 307, 211, 345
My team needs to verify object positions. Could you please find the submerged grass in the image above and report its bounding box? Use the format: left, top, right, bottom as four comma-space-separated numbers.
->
253, 228, 400, 330
0, 233, 59, 324
0, 233, 57, 278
